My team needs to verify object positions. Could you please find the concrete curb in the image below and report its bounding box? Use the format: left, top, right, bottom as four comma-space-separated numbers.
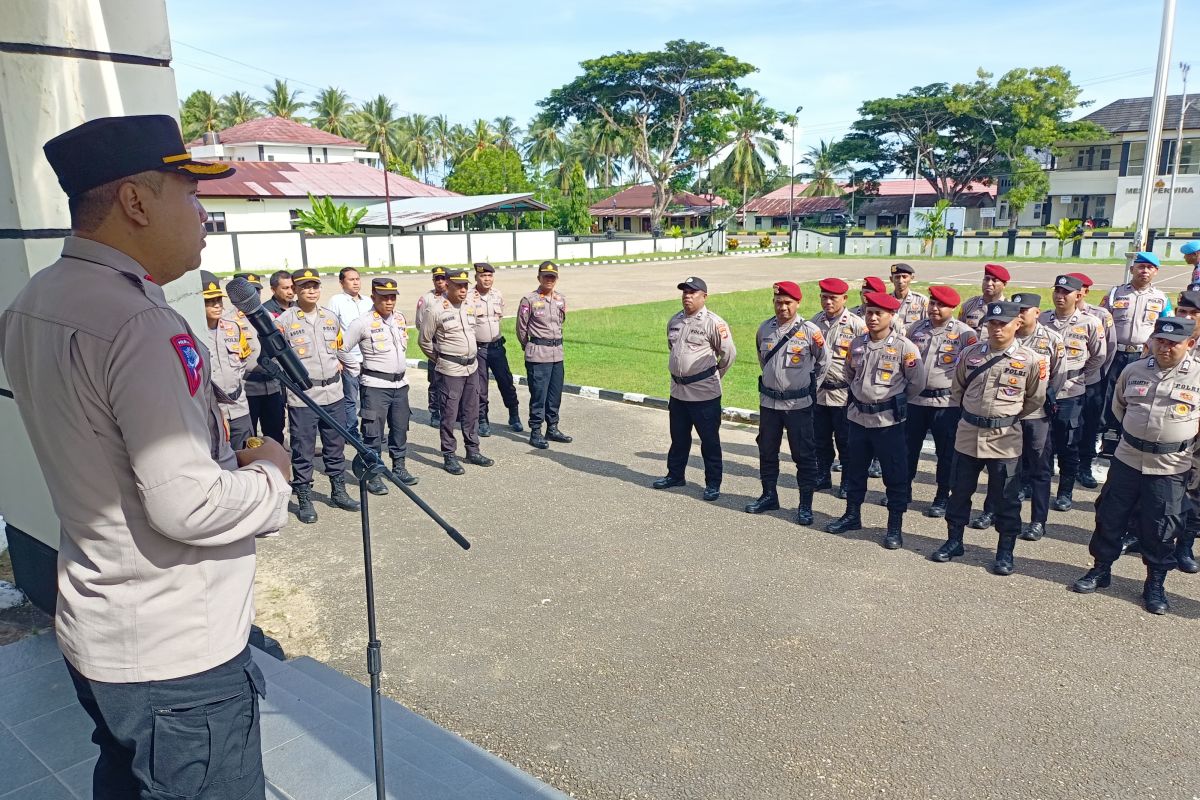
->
405, 358, 760, 425
401, 252, 709, 275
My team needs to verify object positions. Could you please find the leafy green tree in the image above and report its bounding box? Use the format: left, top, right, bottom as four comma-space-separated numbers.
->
181, 90, 220, 141
218, 91, 260, 129
431, 115, 456, 180
460, 118, 496, 162
799, 139, 848, 197
309, 87, 356, 138
353, 95, 402, 166
445, 146, 531, 195
293, 194, 366, 235
261, 79, 305, 120
710, 90, 781, 217
557, 162, 593, 235
540, 40, 755, 226
385, 157, 416, 180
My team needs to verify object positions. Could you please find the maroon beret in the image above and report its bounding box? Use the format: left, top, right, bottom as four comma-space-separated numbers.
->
864, 291, 902, 312
819, 277, 850, 294
773, 281, 802, 301
983, 263, 1011, 282
862, 276, 887, 293
928, 285, 961, 308
1067, 271, 1093, 287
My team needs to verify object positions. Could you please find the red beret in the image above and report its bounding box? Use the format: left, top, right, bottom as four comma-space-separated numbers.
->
983, 263, 1010, 282
862, 276, 887, 293
818, 277, 849, 295
773, 281, 802, 301
864, 291, 901, 312
928, 285, 961, 308
1067, 271, 1093, 287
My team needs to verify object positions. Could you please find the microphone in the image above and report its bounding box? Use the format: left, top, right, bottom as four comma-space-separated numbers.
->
226, 277, 313, 390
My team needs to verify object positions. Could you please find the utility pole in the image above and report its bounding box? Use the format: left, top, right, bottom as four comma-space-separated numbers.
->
786, 106, 801, 249
1164, 61, 1191, 236
1130, 0, 1176, 279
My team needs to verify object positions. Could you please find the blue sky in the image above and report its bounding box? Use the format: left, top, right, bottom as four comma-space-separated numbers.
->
167, 0, 1198, 150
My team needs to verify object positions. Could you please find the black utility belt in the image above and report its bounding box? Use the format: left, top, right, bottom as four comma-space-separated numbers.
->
919, 388, 952, 398
478, 335, 505, 347
362, 367, 405, 382
1061, 368, 1082, 381
245, 371, 275, 383
1121, 432, 1193, 454
961, 409, 1018, 429
820, 379, 850, 390
851, 397, 895, 414
218, 384, 243, 402
672, 365, 718, 385
438, 353, 476, 366
758, 377, 813, 401
312, 376, 339, 387
530, 336, 563, 347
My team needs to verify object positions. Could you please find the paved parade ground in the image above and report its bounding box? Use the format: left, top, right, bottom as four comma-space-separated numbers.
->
255, 250, 1200, 800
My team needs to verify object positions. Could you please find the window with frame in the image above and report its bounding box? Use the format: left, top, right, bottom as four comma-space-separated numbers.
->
203, 211, 226, 233
1126, 141, 1146, 176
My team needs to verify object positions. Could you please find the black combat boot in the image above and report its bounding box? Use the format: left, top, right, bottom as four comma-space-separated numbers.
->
744, 482, 780, 514
814, 471, 833, 492
508, 407, 523, 432
883, 509, 904, 550
930, 529, 965, 562
825, 502, 862, 534
392, 459, 418, 486
546, 425, 573, 443
1052, 478, 1074, 511
831, 459, 842, 473
1078, 461, 1099, 489
365, 475, 388, 496
992, 536, 1016, 576
428, 409, 441, 428
969, 510, 994, 529
1071, 562, 1112, 593
478, 414, 491, 437
465, 452, 495, 467
1143, 568, 1170, 615
329, 475, 360, 512
294, 485, 318, 524
1020, 522, 1045, 541
443, 455, 465, 475
529, 425, 549, 449
1176, 538, 1200, 574
1017, 483, 1033, 502
925, 494, 949, 518
796, 488, 815, 526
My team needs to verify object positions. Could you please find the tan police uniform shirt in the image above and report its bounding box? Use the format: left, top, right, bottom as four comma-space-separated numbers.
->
274, 305, 349, 408
843, 332, 927, 428
906, 318, 979, 408
1079, 301, 1117, 381
207, 318, 251, 423
343, 310, 409, 389
468, 287, 504, 343
850, 303, 905, 336
667, 307, 737, 402
952, 340, 1046, 459
959, 294, 1003, 333
894, 290, 928, 327
517, 290, 567, 363
223, 308, 280, 396
418, 297, 479, 377
1038, 309, 1105, 399
811, 308, 866, 407
0, 237, 290, 683
414, 288, 443, 329
1112, 355, 1200, 475
755, 317, 830, 412
1103, 283, 1172, 349
1016, 323, 1065, 421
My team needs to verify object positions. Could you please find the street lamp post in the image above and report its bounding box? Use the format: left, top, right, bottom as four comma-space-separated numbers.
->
787, 105, 802, 252
1130, 0, 1177, 279
1165, 62, 1191, 236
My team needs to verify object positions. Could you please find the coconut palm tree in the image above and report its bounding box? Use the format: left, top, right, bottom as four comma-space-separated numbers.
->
352, 94, 402, 166
218, 91, 260, 129
460, 118, 495, 161
493, 116, 522, 153
524, 116, 566, 172
799, 139, 848, 197
431, 114, 455, 182
181, 90, 221, 141
577, 119, 625, 188
449, 123, 472, 167
711, 90, 782, 215
261, 79, 305, 121
309, 87, 356, 138
398, 114, 436, 183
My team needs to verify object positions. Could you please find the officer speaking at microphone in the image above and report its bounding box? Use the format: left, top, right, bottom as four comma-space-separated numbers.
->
744, 281, 829, 525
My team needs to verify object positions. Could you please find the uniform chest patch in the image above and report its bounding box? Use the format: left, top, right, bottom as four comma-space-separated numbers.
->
170, 334, 203, 397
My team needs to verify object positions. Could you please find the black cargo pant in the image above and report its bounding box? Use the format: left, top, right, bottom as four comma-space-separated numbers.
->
1077, 379, 1106, 468
526, 360, 565, 429
1020, 416, 1054, 524
843, 421, 909, 511
813, 402, 848, 481
903, 403, 959, 499
1091, 458, 1186, 570
1051, 394, 1085, 491
227, 414, 253, 451
360, 383, 410, 463
247, 387, 285, 445
946, 451, 1021, 544
426, 361, 443, 415
287, 401, 346, 488
66, 646, 266, 800
476, 338, 520, 418
757, 404, 817, 489
439, 371, 481, 456
1102, 351, 1139, 431
666, 396, 723, 489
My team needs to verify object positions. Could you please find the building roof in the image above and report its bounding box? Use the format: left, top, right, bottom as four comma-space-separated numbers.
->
589, 185, 727, 217
856, 191, 995, 217
358, 193, 550, 228
1082, 95, 1200, 135
747, 179, 995, 214
187, 116, 365, 148
744, 195, 847, 217
196, 161, 456, 200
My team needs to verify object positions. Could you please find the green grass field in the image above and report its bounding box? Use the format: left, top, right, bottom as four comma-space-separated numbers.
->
497, 282, 1054, 409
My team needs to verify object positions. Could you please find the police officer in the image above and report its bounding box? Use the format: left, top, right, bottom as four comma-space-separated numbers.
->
811, 277, 866, 497
958, 263, 1009, 333
1010, 293, 1063, 543
1182, 240, 1200, 284
653, 277, 738, 501
415, 266, 449, 427
931, 301, 1046, 575
226, 271, 286, 445
342, 278, 419, 494
905, 285, 978, 517
1100, 252, 1173, 447
1040, 274, 1106, 511
201, 271, 253, 450
1071, 272, 1116, 488
263, 269, 295, 316
745, 282, 830, 524
517, 261, 572, 449
469, 262, 522, 435
849, 274, 891, 478
1072, 317, 1200, 615
1170, 291, 1200, 573
276, 268, 360, 522
419, 268, 494, 474
825, 292, 927, 549
850, 276, 887, 318
328, 267, 374, 432
889, 263, 928, 328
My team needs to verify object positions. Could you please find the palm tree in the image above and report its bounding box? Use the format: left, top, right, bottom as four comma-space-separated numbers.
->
460, 118, 495, 161
493, 116, 522, 153
578, 120, 625, 188
431, 115, 455, 182
712, 90, 782, 216
799, 139, 848, 197
524, 116, 566, 172
218, 91, 260, 129
181, 90, 220, 141
261, 79, 305, 120
352, 94, 402, 165
398, 114, 435, 183
309, 87, 356, 138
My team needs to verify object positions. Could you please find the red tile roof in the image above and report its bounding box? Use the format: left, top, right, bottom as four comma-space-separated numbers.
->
589, 185, 727, 213
187, 117, 364, 148
196, 161, 457, 200
755, 179, 996, 202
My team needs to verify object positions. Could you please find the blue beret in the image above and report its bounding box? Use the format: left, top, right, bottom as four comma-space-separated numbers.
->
1133, 251, 1161, 268
1181, 241, 1200, 256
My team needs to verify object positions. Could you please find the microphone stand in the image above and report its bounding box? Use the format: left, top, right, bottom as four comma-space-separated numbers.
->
258, 349, 469, 800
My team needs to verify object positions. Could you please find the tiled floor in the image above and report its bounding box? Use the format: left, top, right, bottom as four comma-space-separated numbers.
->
0, 633, 566, 799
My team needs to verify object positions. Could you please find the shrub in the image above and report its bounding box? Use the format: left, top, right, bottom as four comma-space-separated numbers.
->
667, 224, 683, 238
759, 235, 772, 248
728, 237, 740, 250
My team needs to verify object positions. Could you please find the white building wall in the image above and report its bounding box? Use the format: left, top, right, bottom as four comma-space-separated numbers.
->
469, 232, 514, 263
